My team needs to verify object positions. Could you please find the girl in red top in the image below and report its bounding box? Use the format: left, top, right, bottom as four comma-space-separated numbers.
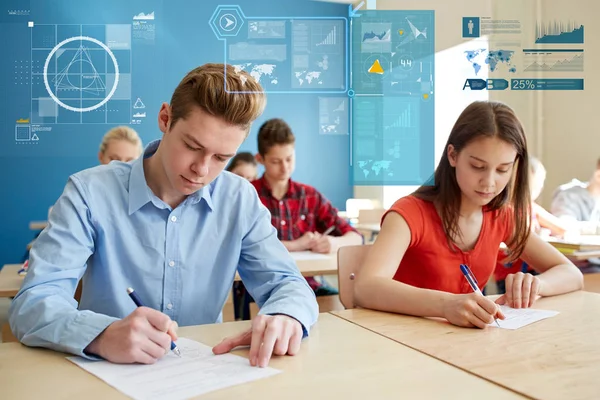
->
354, 101, 583, 329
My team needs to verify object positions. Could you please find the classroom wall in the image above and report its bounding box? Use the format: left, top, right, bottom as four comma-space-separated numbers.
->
365, 0, 597, 209
487, 0, 598, 209
361, 0, 494, 207
538, 0, 598, 208
0, 0, 352, 265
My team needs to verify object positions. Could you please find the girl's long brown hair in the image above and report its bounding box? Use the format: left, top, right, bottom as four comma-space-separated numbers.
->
414, 101, 530, 261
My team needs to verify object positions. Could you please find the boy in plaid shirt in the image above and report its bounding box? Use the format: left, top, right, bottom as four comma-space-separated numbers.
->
252, 118, 363, 294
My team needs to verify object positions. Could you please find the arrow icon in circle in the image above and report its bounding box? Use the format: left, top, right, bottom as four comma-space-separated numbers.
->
220, 13, 237, 31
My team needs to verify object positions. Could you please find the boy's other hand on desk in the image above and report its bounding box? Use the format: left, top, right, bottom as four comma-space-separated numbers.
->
310, 234, 335, 254
294, 232, 319, 251
212, 314, 303, 368
442, 293, 506, 329
84, 307, 178, 364
495, 272, 542, 309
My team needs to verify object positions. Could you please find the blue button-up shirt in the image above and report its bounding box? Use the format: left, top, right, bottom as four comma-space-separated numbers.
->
9, 140, 318, 357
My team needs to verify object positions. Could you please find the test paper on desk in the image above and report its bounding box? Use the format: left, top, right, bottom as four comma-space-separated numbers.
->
290, 251, 332, 261
67, 338, 281, 400
489, 305, 559, 330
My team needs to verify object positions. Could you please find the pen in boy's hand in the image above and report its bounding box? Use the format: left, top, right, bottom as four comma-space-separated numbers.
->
127, 287, 182, 356
322, 226, 335, 236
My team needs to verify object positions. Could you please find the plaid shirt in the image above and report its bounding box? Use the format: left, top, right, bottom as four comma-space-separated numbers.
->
251, 176, 358, 241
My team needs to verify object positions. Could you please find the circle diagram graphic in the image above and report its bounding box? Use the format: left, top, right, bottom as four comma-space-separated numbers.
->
43, 36, 119, 112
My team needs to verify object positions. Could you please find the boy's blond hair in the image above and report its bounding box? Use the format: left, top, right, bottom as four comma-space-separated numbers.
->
169, 63, 266, 134
99, 126, 143, 154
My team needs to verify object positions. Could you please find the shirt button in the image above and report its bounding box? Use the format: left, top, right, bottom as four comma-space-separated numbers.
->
279, 201, 283, 206
281, 220, 286, 226
170, 216, 177, 222
169, 260, 175, 267
166, 303, 173, 310
300, 215, 306, 220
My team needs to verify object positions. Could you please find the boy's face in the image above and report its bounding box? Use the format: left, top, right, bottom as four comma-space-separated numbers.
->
258, 144, 295, 184
158, 103, 246, 196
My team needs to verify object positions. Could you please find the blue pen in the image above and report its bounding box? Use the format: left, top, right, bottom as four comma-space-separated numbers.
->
459, 264, 501, 327
127, 287, 182, 357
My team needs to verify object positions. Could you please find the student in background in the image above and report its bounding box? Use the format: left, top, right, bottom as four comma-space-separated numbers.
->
252, 118, 363, 295
354, 101, 583, 329
10, 64, 318, 367
226, 152, 258, 181
528, 156, 570, 237
551, 158, 600, 232
494, 155, 571, 293
98, 126, 143, 164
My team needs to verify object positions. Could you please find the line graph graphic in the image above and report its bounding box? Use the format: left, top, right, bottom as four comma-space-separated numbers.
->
535, 21, 584, 44
523, 49, 583, 72
362, 29, 390, 42
361, 22, 391, 52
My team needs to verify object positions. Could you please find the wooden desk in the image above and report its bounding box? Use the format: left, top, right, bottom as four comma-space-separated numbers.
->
0, 313, 523, 399
0, 264, 23, 298
354, 223, 381, 233
234, 253, 338, 281
334, 291, 600, 400
584, 273, 600, 293
354, 223, 381, 243
29, 221, 47, 230
3, 253, 337, 294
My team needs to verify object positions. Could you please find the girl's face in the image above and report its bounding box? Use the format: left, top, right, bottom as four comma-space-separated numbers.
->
99, 139, 141, 165
231, 162, 258, 181
448, 136, 517, 209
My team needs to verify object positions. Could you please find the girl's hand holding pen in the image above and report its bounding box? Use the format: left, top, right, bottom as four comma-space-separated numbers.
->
442, 292, 506, 329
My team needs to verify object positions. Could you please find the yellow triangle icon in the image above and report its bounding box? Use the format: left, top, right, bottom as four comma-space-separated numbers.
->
398, 29, 404, 35
368, 59, 384, 74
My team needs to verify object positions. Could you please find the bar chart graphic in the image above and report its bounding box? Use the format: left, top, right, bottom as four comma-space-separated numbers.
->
535, 21, 584, 44
316, 25, 337, 46
384, 103, 414, 130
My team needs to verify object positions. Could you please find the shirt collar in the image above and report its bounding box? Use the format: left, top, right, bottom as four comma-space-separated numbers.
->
128, 139, 214, 215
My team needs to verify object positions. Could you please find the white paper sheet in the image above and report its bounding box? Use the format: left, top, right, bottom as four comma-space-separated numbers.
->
489, 305, 559, 330
67, 337, 281, 400
290, 251, 332, 261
